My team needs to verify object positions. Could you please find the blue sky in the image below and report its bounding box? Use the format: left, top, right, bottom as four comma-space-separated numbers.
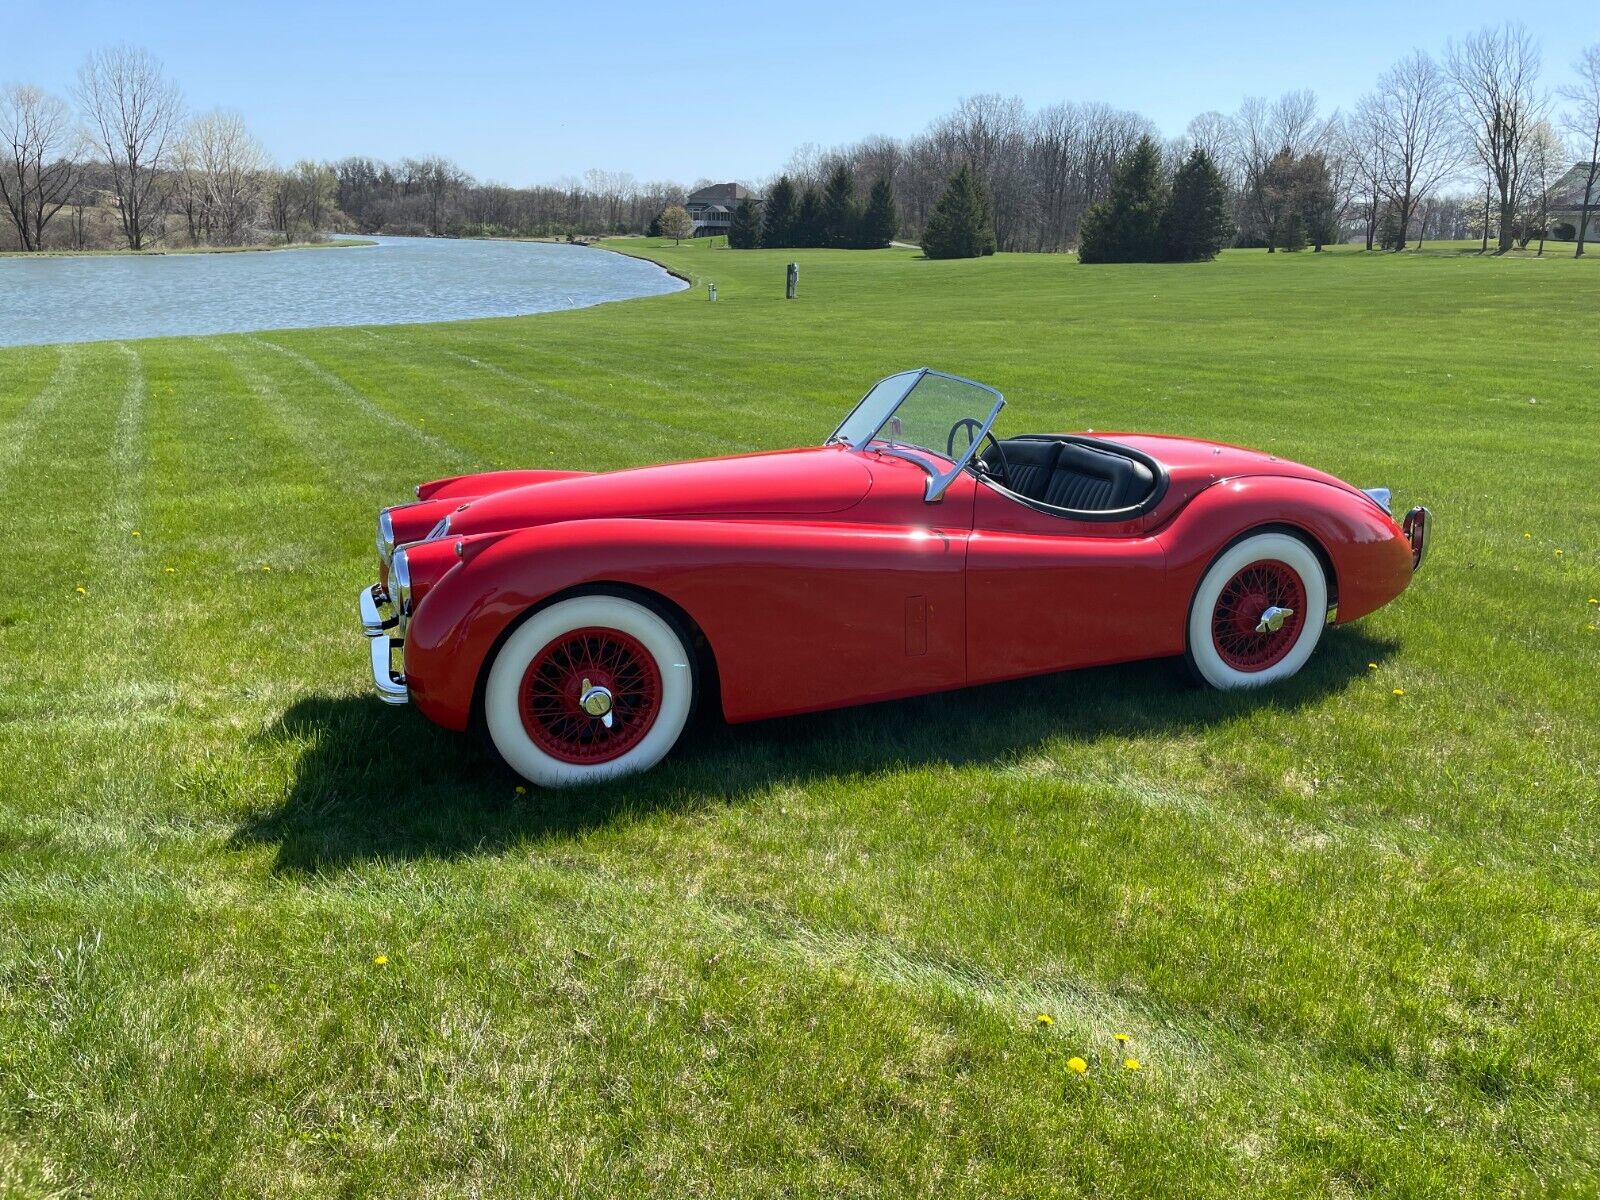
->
4, 0, 1588, 185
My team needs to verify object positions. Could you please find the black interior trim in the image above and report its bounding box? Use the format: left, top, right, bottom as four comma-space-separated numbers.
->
976, 434, 1170, 522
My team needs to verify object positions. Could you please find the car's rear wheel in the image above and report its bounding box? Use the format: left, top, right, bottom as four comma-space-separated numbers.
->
1186, 532, 1326, 690
484, 594, 694, 787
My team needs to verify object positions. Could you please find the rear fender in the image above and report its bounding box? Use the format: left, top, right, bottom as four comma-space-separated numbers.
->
1157, 476, 1414, 623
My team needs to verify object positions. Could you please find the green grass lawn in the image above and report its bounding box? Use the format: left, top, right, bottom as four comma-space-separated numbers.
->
1, 240, 1596, 1197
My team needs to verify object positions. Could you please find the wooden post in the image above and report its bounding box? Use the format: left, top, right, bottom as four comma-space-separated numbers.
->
786, 262, 799, 300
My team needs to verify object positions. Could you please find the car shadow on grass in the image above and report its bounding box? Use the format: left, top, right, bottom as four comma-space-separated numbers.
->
233, 625, 1399, 874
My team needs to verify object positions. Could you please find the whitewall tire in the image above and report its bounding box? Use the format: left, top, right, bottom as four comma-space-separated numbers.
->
483, 594, 695, 787
1186, 532, 1326, 690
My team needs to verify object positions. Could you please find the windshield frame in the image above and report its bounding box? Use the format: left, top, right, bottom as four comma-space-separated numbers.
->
826, 368, 1005, 502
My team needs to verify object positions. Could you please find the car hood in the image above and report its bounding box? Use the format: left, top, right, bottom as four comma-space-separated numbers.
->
445, 446, 874, 537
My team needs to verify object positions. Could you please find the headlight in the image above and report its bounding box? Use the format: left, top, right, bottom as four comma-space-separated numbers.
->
377, 509, 396, 563
390, 547, 412, 616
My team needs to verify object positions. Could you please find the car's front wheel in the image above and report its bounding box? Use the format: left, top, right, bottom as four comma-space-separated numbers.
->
1186, 531, 1327, 689
483, 594, 695, 787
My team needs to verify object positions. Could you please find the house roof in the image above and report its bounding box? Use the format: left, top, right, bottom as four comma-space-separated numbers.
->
1549, 163, 1598, 209
687, 182, 761, 206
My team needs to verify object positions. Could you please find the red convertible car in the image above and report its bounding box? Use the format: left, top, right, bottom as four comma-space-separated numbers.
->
361, 369, 1429, 787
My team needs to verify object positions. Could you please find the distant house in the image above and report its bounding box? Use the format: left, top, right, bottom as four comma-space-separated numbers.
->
686, 183, 761, 237
1548, 163, 1599, 243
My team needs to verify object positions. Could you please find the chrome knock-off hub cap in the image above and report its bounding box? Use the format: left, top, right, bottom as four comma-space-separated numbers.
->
579, 678, 615, 728
1255, 605, 1295, 634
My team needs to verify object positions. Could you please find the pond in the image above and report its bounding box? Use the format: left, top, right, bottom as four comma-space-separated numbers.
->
0, 235, 687, 347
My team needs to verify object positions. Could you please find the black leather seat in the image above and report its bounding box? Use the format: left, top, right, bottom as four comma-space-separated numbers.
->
993, 438, 1059, 501
989, 437, 1156, 513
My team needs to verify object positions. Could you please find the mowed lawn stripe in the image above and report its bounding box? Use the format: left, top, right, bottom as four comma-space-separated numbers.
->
245, 334, 479, 474
348, 326, 757, 459
0, 343, 76, 480
309, 327, 636, 468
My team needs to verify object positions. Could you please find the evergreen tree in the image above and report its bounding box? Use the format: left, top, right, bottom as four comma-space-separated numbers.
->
646, 211, 662, 238
1160, 148, 1234, 261
728, 198, 760, 249
760, 175, 796, 248
920, 163, 996, 260
794, 189, 825, 248
821, 163, 859, 248
1378, 204, 1407, 251
860, 176, 898, 249
1077, 136, 1168, 263
1294, 152, 1339, 251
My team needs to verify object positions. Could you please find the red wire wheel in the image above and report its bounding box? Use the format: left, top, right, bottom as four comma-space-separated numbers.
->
1210, 559, 1308, 672
518, 626, 663, 765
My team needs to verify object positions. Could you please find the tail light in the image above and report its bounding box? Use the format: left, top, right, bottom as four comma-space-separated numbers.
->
1402, 506, 1430, 571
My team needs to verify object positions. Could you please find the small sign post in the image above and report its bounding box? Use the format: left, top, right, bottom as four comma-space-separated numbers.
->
786, 262, 799, 300
708, 282, 717, 302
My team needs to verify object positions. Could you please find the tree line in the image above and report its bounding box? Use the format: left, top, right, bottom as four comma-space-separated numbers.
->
753, 25, 1597, 257
4, 29, 1598, 256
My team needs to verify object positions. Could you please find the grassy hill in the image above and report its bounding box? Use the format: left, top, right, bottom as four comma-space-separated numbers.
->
0, 240, 1595, 1197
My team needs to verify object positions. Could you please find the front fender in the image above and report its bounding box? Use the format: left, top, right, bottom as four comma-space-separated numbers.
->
1157, 475, 1414, 624
404, 516, 970, 729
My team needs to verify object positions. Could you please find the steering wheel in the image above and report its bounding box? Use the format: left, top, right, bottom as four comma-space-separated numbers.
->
948, 418, 1008, 485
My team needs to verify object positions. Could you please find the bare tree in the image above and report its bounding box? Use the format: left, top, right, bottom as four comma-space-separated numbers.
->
1446, 24, 1547, 253
74, 45, 184, 249
1357, 52, 1461, 250
193, 111, 267, 243
1518, 119, 1566, 253
0, 84, 81, 251
1560, 43, 1600, 256
1185, 111, 1236, 182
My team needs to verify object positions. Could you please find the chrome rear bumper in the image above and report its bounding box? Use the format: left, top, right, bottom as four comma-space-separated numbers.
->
361, 583, 408, 704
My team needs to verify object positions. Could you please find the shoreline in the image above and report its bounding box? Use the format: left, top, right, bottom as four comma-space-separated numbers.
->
0, 238, 375, 260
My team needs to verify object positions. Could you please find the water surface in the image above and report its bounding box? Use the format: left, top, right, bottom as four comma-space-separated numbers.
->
0, 235, 686, 346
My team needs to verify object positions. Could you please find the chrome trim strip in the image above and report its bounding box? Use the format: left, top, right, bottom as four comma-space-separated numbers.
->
377, 509, 396, 565
390, 548, 412, 624
370, 635, 408, 704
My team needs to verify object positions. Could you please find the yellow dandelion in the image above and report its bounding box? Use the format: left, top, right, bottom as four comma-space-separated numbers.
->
1523, 532, 1532, 539
1554, 549, 1564, 557
372, 954, 388, 965
514, 785, 527, 795
261, 565, 271, 572
1123, 1058, 1141, 1071
1067, 1056, 1087, 1073
74, 585, 87, 595
1589, 598, 1599, 605
1367, 662, 1378, 670
1392, 688, 1405, 697
131, 530, 141, 538
164, 567, 175, 573
1114, 1032, 1130, 1043
1036, 1013, 1054, 1027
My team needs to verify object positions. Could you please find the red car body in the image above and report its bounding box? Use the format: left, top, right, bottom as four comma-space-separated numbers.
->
365, 424, 1426, 737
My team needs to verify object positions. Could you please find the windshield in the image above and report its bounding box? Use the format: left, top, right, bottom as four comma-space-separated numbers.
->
828, 368, 1005, 499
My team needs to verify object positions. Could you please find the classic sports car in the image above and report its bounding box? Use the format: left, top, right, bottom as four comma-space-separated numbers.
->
361, 369, 1429, 787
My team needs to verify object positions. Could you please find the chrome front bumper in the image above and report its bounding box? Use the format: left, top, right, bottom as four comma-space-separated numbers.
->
360, 583, 408, 704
